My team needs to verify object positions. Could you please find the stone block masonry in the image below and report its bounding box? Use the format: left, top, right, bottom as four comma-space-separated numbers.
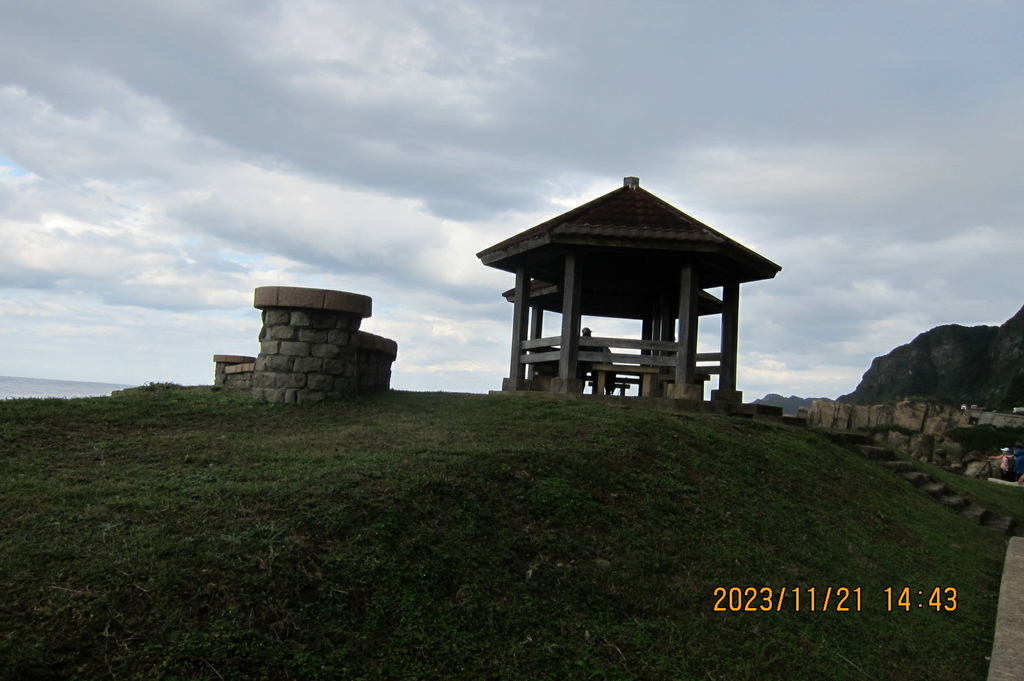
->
213, 355, 256, 387
214, 286, 398, 405
253, 286, 398, 404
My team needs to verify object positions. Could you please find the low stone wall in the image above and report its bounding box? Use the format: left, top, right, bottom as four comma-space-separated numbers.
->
214, 286, 398, 404
976, 410, 1024, 429
213, 355, 255, 387
354, 331, 399, 392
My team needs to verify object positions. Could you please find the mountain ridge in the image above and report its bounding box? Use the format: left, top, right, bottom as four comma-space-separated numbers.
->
841, 304, 1024, 408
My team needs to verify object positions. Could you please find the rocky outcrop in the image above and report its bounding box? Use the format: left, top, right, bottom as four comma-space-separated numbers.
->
963, 460, 993, 479
808, 398, 974, 464
807, 398, 969, 434
874, 429, 967, 466
841, 304, 1024, 409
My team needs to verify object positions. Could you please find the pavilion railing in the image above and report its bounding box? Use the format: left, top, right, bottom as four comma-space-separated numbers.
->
519, 336, 721, 374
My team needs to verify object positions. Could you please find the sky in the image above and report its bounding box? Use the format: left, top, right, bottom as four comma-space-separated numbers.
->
1, 0, 1023, 400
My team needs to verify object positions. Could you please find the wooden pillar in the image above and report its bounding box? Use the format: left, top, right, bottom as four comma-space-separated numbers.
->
712, 281, 743, 403
527, 304, 544, 381
503, 267, 531, 391
641, 306, 654, 355
641, 297, 661, 395
659, 291, 675, 341
554, 252, 584, 393
530, 304, 544, 340
655, 290, 675, 394
667, 265, 702, 400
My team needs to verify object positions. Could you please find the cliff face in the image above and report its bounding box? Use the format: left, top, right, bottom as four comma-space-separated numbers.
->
841, 304, 1024, 408
808, 398, 969, 434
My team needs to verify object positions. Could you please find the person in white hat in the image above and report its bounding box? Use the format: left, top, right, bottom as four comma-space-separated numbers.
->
991, 448, 1015, 481
1003, 447, 1017, 481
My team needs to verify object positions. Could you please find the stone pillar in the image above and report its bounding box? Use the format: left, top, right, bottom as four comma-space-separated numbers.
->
251, 286, 396, 404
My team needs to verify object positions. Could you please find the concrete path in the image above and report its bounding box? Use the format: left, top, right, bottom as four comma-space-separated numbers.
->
988, 478, 1024, 488
989, 537, 1024, 680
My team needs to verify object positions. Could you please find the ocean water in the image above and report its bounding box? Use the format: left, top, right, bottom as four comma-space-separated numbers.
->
0, 375, 136, 400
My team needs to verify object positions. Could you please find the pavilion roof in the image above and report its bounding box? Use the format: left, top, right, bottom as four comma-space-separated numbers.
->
477, 178, 781, 285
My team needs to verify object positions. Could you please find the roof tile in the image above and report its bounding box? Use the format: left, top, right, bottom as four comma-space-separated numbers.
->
478, 184, 728, 258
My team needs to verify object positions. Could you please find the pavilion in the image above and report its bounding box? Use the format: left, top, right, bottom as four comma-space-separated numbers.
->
476, 177, 781, 402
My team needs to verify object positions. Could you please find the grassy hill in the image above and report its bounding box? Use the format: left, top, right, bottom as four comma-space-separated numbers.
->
0, 387, 1019, 680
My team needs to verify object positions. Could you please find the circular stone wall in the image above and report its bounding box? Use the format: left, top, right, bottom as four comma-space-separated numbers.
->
251, 286, 396, 404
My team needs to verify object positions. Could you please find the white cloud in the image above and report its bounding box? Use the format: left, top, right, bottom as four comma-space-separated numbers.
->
675, 141, 951, 217
740, 351, 865, 400
255, 0, 544, 124
0, 0, 1021, 399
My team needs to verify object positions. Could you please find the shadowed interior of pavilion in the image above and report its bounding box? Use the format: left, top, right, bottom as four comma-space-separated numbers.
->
477, 177, 781, 405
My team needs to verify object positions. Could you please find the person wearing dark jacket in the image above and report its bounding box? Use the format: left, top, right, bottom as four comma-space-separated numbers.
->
1014, 445, 1024, 484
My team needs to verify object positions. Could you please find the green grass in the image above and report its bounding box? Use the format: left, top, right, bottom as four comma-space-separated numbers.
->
912, 457, 1024, 521
0, 387, 1015, 680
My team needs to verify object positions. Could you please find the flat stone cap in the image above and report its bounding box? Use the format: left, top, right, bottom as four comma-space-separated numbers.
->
254, 286, 372, 318
213, 354, 257, 364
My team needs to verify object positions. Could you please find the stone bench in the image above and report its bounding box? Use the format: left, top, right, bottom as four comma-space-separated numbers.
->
592, 363, 661, 397
213, 355, 256, 387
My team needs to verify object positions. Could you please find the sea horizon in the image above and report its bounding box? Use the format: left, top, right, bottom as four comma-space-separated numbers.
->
0, 375, 137, 400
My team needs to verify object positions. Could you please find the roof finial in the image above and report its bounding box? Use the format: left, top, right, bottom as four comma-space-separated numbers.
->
624, 176, 640, 189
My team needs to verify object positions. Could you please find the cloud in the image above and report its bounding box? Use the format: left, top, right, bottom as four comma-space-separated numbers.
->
0, 0, 1022, 399
254, 0, 545, 122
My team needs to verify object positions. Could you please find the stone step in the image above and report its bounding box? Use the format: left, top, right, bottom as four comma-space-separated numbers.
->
985, 516, 1018, 535
870, 456, 1022, 533
938, 494, 967, 511
823, 431, 872, 447
960, 504, 992, 524
921, 482, 950, 498
877, 460, 915, 473
857, 445, 894, 461
900, 471, 932, 487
